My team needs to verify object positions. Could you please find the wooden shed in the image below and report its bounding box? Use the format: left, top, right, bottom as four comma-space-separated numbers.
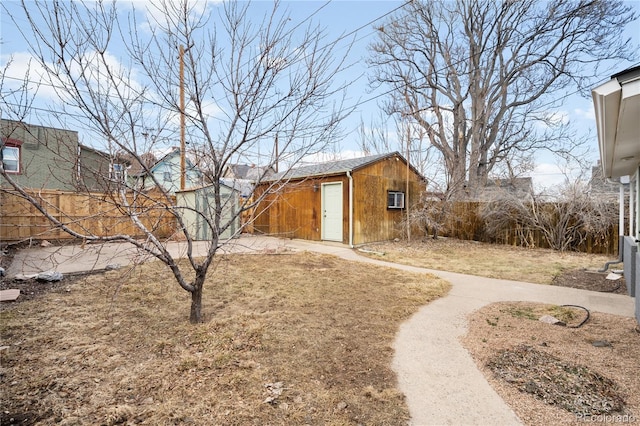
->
176, 183, 240, 241
253, 152, 427, 246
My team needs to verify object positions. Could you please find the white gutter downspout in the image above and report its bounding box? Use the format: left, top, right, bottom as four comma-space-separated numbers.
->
636, 167, 640, 242
600, 181, 625, 272
630, 176, 635, 238
347, 171, 354, 248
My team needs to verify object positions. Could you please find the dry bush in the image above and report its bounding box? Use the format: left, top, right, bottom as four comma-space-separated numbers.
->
480, 181, 617, 252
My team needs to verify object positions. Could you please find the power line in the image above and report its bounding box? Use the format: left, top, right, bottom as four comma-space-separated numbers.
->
3, 0, 629, 144
2, 1, 409, 126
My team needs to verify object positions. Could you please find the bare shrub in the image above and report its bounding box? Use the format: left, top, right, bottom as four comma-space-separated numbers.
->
480, 182, 617, 252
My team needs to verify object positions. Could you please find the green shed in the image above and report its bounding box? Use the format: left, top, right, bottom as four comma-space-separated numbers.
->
176, 183, 240, 241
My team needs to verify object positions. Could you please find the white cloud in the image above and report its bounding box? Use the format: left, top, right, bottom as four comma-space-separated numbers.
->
542, 110, 570, 127
128, 0, 220, 35
573, 105, 595, 121
1, 52, 63, 102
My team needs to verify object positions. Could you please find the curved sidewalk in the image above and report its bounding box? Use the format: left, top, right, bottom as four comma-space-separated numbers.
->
6, 236, 635, 425
282, 238, 635, 426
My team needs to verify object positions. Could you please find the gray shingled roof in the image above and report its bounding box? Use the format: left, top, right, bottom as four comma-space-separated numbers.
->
267, 152, 401, 181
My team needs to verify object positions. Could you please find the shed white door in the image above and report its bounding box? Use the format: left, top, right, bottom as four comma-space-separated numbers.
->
321, 182, 343, 242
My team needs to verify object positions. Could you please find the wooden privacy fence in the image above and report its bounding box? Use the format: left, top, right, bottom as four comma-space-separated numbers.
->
0, 190, 620, 255
432, 201, 618, 255
1, 189, 177, 242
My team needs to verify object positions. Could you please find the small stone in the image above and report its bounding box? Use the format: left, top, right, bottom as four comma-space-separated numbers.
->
40, 240, 52, 247
15, 274, 37, 281
524, 381, 538, 393
336, 401, 348, 411
142, 397, 154, 405
592, 340, 612, 347
539, 315, 566, 327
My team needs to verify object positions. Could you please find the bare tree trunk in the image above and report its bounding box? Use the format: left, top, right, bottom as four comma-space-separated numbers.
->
190, 278, 205, 324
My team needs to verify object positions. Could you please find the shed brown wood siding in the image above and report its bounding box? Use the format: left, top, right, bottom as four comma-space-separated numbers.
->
253, 154, 427, 245
253, 175, 348, 241
351, 157, 425, 245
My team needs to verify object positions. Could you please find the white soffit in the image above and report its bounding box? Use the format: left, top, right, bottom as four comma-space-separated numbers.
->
592, 76, 640, 179
614, 79, 640, 177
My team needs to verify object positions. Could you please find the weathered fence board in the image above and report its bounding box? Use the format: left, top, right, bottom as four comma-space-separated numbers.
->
1, 189, 177, 242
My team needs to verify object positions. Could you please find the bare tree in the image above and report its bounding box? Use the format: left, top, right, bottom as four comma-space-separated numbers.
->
1, 0, 351, 323
357, 112, 445, 189
368, 0, 637, 198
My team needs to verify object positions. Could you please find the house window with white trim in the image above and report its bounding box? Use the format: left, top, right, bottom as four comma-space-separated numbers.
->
387, 190, 405, 209
1, 139, 22, 173
110, 163, 127, 182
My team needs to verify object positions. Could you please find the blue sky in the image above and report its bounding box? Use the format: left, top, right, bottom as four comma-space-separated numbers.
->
2, 0, 639, 190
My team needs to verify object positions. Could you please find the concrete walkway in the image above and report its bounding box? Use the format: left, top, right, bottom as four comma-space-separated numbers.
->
5, 235, 636, 425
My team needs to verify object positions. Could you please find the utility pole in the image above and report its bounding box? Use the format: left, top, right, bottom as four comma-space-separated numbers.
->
179, 44, 186, 191
406, 121, 411, 242
274, 133, 279, 173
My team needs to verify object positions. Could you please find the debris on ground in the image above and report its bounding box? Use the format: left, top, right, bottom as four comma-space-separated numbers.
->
0, 289, 20, 302
487, 344, 627, 416
538, 315, 565, 327
263, 381, 285, 405
35, 271, 64, 282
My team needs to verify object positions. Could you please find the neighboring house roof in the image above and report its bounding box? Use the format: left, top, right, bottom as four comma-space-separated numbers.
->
79, 144, 109, 158
129, 148, 201, 177
592, 65, 640, 179
484, 177, 533, 192
120, 152, 157, 177
220, 178, 255, 198
265, 152, 425, 182
224, 163, 275, 180
175, 179, 237, 194
589, 161, 620, 195
464, 177, 534, 201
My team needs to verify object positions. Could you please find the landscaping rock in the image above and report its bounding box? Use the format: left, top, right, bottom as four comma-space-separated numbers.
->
539, 315, 566, 327
36, 271, 63, 282
15, 274, 38, 281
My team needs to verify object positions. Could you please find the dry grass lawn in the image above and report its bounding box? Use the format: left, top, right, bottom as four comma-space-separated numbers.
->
360, 238, 616, 284
0, 251, 449, 425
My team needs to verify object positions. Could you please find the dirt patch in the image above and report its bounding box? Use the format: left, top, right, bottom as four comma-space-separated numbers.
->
551, 269, 627, 294
0, 252, 449, 425
0, 277, 72, 306
463, 302, 640, 425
